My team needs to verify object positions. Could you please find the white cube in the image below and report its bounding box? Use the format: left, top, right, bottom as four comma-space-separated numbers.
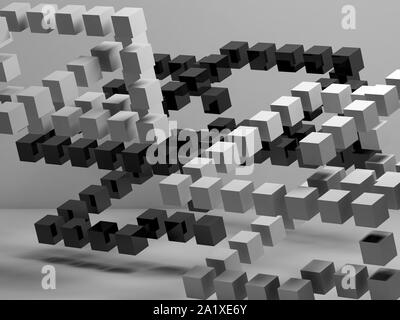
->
343, 100, 379, 132
321, 115, 358, 150
251, 216, 286, 246
270, 96, 304, 126
291, 81, 322, 112
249, 110, 283, 142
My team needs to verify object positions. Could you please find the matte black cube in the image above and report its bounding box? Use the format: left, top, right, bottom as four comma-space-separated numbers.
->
154, 53, 171, 80
94, 141, 125, 170
178, 67, 211, 96
346, 79, 368, 92
293, 123, 316, 142
115, 224, 149, 255
137, 208, 168, 239
208, 117, 236, 133
201, 87, 231, 114
168, 55, 196, 81
68, 138, 98, 168
100, 171, 132, 199
79, 185, 111, 214
120, 143, 152, 173
193, 215, 226, 246
332, 47, 364, 77
276, 44, 305, 72
303, 105, 323, 121
247, 43, 277, 71
161, 81, 190, 111
198, 54, 231, 82
269, 137, 298, 166
102, 79, 127, 98
359, 231, 397, 266
57, 199, 89, 222
165, 211, 196, 243
220, 41, 249, 69
88, 221, 118, 252
16, 130, 55, 162
34, 215, 64, 245
61, 218, 90, 248
41, 135, 71, 165
300, 259, 336, 294
303, 46, 333, 74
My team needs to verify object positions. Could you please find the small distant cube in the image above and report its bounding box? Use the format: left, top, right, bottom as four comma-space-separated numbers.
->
270, 96, 303, 127
249, 111, 283, 142
34, 215, 64, 245
193, 215, 226, 246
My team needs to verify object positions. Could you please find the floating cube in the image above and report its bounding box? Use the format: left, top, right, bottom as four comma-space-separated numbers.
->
61, 218, 90, 248
365, 153, 396, 178
193, 215, 226, 246
0, 101, 27, 134
228, 231, 263, 264
201, 87, 231, 114
291, 82, 322, 112
358, 120, 388, 151
321, 84, 352, 114
368, 268, 400, 300
219, 41, 249, 69
79, 109, 110, 139
17, 86, 55, 122
51, 106, 82, 137
214, 270, 248, 300
364, 85, 400, 116
300, 259, 335, 294
55, 5, 85, 35
120, 42, 154, 75
340, 169, 376, 200
0, 86, 23, 103
373, 172, 400, 209
307, 166, 346, 195
26, 4, 58, 33
321, 116, 357, 150
115, 224, 148, 255
270, 96, 303, 127
182, 266, 217, 299
227, 126, 262, 160
67, 138, 98, 167
75, 92, 105, 113
42, 70, 79, 106
275, 44, 304, 72
359, 231, 397, 266
136, 113, 169, 144
334, 264, 369, 299
247, 42, 276, 71
278, 278, 315, 300
41, 135, 71, 165
159, 173, 192, 207
136, 209, 167, 239
94, 141, 124, 170
0, 53, 20, 82
250, 216, 286, 246
90, 41, 122, 72
245, 274, 280, 300
100, 171, 132, 199
352, 192, 389, 228
285, 186, 319, 220
249, 111, 283, 142
57, 199, 89, 223
303, 45, 333, 74
221, 180, 254, 213
317, 189, 353, 224
107, 111, 139, 142
102, 94, 131, 116
34, 215, 64, 245
82, 6, 114, 37
111, 7, 147, 38
164, 211, 195, 242
205, 248, 241, 276
79, 185, 111, 214
88, 221, 118, 252
385, 69, 400, 98
299, 132, 336, 166
67, 56, 102, 87
206, 141, 240, 174
0, 2, 30, 31
189, 176, 222, 211
343, 100, 379, 132
182, 157, 217, 182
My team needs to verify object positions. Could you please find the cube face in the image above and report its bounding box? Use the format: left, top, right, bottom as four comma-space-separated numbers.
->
300, 260, 335, 294
100, 171, 132, 199
79, 109, 110, 139
182, 266, 216, 299
249, 111, 283, 142
189, 177, 222, 210
318, 189, 353, 224
291, 81, 322, 112
364, 85, 400, 116
285, 187, 319, 220
276, 44, 304, 72
220, 41, 249, 69
107, 111, 139, 142
343, 100, 379, 132
245, 274, 280, 300
227, 126, 262, 160
112, 7, 147, 38
214, 270, 248, 300
66, 56, 102, 87
137, 209, 167, 239
247, 42, 276, 71
278, 278, 315, 300
201, 87, 231, 114
51, 106, 82, 137
368, 268, 400, 300
299, 132, 336, 166
373, 172, 400, 209
27, 4, 58, 34
0, 2, 30, 32
42, 70, 79, 106
270, 96, 304, 127
205, 248, 241, 276
365, 153, 396, 178
159, 174, 192, 207
164, 211, 195, 243
359, 231, 397, 266
321, 116, 358, 150
83, 6, 114, 37
221, 180, 254, 213
252, 182, 287, 216
321, 84, 352, 114
250, 216, 286, 246
228, 231, 263, 264
351, 192, 389, 228
91, 41, 122, 72
334, 264, 369, 299
307, 166, 346, 195
55, 5, 85, 35
206, 141, 240, 174
183, 157, 217, 182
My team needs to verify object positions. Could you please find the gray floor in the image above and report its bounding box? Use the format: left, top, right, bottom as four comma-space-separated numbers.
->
1, 208, 399, 300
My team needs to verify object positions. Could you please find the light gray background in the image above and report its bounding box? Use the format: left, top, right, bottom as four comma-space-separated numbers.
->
1, 0, 400, 209
2, 0, 400, 301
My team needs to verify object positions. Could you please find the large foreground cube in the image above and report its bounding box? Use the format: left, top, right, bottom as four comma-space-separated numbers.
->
334, 264, 369, 299
183, 266, 217, 300
300, 259, 335, 294
368, 268, 400, 300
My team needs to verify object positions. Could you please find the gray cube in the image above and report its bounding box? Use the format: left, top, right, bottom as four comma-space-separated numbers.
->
300, 259, 335, 294
351, 192, 389, 228
359, 231, 397, 266
334, 264, 369, 299
214, 270, 248, 300
318, 189, 353, 224
182, 265, 217, 300
245, 274, 280, 300
368, 268, 400, 300
278, 278, 315, 300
